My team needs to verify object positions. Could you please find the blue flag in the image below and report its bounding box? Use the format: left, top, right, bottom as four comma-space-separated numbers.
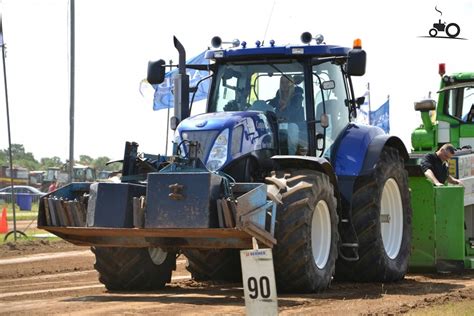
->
369, 99, 390, 133
153, 51, 210, 111
356, 90, 370, 125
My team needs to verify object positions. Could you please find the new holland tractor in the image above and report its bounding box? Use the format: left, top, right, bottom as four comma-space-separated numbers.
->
37, 33, 412, 293
409, 64, 474, 272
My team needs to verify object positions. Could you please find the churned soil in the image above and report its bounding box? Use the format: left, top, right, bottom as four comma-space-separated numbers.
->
0, 240, 473, 315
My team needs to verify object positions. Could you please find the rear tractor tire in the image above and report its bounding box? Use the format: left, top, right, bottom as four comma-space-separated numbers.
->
92, 247, 176, 291
335, 146, 412, 282
266, 169, 339, 293
183, 249, 242, 282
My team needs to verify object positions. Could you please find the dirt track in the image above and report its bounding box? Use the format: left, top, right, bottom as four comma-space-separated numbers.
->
0, 240, 473, 315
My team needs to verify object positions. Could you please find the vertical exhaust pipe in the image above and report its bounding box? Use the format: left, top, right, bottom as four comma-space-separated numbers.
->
172, 36, 190, 124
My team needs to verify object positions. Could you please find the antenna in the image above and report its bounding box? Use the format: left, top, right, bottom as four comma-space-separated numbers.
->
262, 0, 276, 45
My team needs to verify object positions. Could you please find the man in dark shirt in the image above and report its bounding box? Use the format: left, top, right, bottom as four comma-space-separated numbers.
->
269, 76, 305, 154
420, 143, 462, 186
269, 75, 304, 122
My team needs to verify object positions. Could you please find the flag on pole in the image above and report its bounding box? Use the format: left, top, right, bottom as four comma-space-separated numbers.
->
152, 51, 210, 111
356, 89, 370, 124
369, 97, 390, 133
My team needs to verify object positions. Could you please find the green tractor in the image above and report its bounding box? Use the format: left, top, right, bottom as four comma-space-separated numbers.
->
409, 64, 474, 272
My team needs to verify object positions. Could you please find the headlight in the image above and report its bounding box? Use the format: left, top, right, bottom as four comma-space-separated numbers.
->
206, 129, 229, 171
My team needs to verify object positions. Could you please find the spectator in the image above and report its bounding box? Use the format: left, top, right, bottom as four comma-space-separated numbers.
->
420, 143, 462, 186
48, 180, 58, 192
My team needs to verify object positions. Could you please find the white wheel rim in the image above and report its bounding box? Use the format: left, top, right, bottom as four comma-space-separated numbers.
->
380, 178, 403, 259
148, 247, 167, 265
311, 200, 331, 269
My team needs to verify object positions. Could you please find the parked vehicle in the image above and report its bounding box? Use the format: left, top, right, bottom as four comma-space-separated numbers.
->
0, 166, 29, 188
29, 170, 45, 189
0, 185, 46, 204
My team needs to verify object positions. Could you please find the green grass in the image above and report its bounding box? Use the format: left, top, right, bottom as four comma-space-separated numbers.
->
408, 300, 474, 315
1, 202, 44, 242
1, 227, 60, 243
1, 202, 39, 221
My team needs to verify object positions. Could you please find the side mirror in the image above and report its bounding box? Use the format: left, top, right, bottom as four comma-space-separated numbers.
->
346, 49, 366, 76
170, 116, 179, 131
356, 96, 365, 106
147, 59, 166, 84
414, 99, 436, 112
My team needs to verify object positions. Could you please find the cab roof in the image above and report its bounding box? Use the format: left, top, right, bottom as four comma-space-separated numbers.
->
205, 44, 351, 61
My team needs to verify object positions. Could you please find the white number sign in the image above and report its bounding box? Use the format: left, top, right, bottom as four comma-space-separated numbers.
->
240, 248, 278, 315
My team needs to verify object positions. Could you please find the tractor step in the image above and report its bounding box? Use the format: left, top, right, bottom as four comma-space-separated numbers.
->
338, 243, 359, 261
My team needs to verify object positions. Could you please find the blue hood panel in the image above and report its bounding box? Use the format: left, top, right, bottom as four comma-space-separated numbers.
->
177, 111, 275, 167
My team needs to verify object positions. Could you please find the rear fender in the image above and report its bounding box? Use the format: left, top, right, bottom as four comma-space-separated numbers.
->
332, 123, 409, 205
332, 123, 408, 177
360, 135, 409, 176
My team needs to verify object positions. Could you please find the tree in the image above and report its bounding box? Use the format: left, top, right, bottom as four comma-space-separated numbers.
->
0, 150, 6, 166
93, 156, 112, 171
79, 155, 93, 166
40, 157, 63, 169
0, 144, 39, 169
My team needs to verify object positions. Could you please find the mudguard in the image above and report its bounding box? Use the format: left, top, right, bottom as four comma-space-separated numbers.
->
332, 123, 408, 177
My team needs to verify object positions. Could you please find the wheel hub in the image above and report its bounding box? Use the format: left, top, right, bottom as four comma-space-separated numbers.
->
311, 200, 331, 269
148, 247, 168, 265
380, 178, 403, 259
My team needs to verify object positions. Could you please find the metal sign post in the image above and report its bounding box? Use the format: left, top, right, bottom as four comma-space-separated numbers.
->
1, 2, 18, 241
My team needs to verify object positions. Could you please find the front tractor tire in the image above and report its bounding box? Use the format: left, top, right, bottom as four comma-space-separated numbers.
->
335, 146, 412, 282
266, 169, 339, 293
92, 247, 176, 291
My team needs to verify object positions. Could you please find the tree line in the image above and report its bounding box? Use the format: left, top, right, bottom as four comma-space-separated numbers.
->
0, 144, 121, 172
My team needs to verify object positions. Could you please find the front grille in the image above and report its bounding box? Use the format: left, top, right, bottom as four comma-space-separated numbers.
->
182, 130, 220, 162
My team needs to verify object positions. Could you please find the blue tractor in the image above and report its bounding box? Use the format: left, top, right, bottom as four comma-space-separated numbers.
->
37, 33, 412, 293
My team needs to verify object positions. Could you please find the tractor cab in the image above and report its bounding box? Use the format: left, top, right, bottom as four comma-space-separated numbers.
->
165, 34, 367, 182
412, 65, 474, 151
206, 57, 351, 157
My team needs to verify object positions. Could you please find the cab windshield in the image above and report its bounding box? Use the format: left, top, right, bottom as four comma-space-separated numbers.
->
444, 83, 474, 122
208, 60, 349, 155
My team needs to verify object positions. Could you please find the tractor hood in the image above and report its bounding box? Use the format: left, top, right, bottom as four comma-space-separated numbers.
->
176, 111, 275, 171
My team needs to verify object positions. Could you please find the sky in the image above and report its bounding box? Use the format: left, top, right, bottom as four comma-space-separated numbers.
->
0, 0, 473, 162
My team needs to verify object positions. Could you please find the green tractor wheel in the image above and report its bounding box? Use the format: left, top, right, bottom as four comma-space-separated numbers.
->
335, 146, 412, 281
